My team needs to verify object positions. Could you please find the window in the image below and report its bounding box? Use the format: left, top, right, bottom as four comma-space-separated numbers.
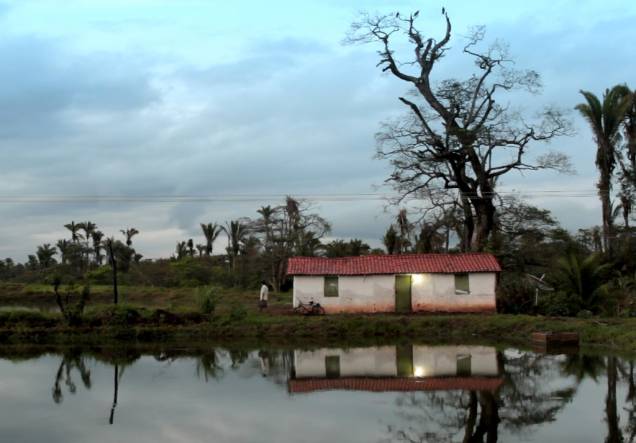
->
456, 354, 472, 377
454, 273, 470, 294
324, 276, 339, 297
325, 356, 340, 378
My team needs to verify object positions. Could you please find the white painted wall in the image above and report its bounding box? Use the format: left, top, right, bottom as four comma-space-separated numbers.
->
293, 345, 499, 378
293, 272, 497, 313
411, 273, 497, 313
293, 275, 395, 313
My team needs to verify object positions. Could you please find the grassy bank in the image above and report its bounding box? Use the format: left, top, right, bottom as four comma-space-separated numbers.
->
1, 282, 635, 352
0, 306, 635, 352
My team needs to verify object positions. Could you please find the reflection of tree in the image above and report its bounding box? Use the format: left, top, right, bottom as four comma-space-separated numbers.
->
606, 356, 623, 443
100, 348, 140, 426
196, 349, 225, 382
498, 351, 576, 432
560, 353, 606, 383
385, 351, 577, 442
388, 390, 500, 442
51, 349, 92, 404
622, 361, 636, 443
109, 364, 119, 425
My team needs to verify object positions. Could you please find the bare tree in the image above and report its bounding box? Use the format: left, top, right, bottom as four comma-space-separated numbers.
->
346, 10, 571, 250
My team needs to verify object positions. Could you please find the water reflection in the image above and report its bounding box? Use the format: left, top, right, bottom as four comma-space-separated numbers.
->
0, 344, 634, 442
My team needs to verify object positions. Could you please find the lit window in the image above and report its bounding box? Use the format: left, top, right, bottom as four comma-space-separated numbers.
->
324, 276, 339, 297
454, 273, 470, 294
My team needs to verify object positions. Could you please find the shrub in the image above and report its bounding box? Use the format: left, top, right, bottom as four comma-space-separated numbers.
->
537, 291, 580, 317
229, 304, 247, 322
496, 274, 536, 314
196, 286, 217, 315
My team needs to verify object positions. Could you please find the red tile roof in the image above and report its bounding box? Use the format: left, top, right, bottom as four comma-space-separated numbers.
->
287, 253, 501, 276
288, 376, 504, 394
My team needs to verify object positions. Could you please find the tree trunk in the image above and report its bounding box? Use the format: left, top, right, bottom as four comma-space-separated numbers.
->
109, 249, 118, 305
471, 197, 496, 251
460, 196, 475, 252
599, 173, 614, 256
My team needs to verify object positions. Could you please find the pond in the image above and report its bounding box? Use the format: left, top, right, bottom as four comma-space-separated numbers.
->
0, 343, 632, 442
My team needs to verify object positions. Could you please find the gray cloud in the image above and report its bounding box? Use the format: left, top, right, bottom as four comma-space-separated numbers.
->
0, 4, 634, 260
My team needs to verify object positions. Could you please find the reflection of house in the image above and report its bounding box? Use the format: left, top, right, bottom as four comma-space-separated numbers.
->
288, 345, 503, 394
287, 254, 500, 314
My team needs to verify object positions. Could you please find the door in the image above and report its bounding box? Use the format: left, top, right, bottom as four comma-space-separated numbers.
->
395, 275, 412, 313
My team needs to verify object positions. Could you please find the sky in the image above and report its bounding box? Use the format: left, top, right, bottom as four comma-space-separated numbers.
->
0, 0, 634, 261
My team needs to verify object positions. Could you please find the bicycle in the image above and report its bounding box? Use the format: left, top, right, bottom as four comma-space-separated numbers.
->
293, 300, 326, 316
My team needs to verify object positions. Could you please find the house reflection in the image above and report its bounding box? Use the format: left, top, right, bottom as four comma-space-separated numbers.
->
288, 345, 503, 394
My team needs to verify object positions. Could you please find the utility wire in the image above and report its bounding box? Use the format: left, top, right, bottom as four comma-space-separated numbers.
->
0, 189, 613, 203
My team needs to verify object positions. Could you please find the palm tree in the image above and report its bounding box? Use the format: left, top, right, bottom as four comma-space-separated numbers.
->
383, 225, 398, 255
222, 220, 248, 271
186, 238, 195, 257
120, 228, 139, 247
91, 231, 105, 265
64, 221, 83, 243
200, 223, 222, 256
79, 222, 97, 244
257, 206, 276, 250
295, 231, 323, 256
36, 244, 57, 269
78, 221, 97, 265
556, 253, 612, 312
196, 244, 206, 257
56, 239, 71, 265
576, 86, 632, 254
175, 241, 187, 260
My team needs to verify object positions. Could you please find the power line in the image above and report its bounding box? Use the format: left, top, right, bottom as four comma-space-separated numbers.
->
0, 189, 612, 204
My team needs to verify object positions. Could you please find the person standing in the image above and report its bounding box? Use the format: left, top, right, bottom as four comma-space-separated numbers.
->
259, 280, 269, 311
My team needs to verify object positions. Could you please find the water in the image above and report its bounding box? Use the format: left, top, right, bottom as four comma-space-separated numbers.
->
0, 343, 632, 442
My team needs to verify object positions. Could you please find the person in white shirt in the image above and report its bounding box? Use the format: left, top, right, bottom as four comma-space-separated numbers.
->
259, 280, 269, 310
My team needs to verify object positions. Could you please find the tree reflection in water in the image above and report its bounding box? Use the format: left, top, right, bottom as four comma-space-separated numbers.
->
386, 351, 579, 442
42, 345, 636, 441
51, 348, 92, 404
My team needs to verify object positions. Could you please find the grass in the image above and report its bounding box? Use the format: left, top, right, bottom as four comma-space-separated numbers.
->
1, 282, 636, 351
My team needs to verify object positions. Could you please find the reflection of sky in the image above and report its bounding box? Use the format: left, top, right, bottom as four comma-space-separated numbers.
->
0, 350, 630, 442
0, 353, 407, 443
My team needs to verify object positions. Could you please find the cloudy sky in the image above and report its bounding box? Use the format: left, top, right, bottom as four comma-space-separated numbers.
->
0, 0, 634, 261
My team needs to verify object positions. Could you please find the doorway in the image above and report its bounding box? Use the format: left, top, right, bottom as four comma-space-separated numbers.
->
395, 275, 412, 313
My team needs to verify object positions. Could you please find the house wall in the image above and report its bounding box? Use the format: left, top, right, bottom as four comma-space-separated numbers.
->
411, 273, 497, 313
293, 345, 499, 378
293, 275, 395, 314
293, 272, 497, 314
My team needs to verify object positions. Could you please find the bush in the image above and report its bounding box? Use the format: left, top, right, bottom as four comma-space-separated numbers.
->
196, 286, 217, 315
229, 304, 247, 322
576, 309, 593, 319
496, 274, 536, 314
171, 258, 212, 287
537, 291, 580, 317
84, 266, 112, 285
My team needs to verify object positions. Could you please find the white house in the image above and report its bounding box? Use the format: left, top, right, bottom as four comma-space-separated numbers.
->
288, 345, 503, 394
287, 253, 501, 314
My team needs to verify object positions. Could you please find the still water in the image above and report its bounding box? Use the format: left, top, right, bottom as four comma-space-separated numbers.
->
0, 343, 632, 442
